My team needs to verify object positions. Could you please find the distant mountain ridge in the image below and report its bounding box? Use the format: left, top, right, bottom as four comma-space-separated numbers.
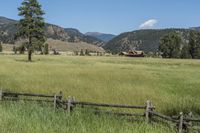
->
0, 16, 104, 47
190, 27, 200, 31
104, 28, 200, 53
85, 32, 116, 42
2, 16, 200, 54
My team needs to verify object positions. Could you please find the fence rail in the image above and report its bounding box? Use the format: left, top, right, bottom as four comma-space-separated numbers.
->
72, 101, 147, 109
3, 97, 54, 103
88, 110, 145, 117
3, 92, 58, 98
184, 117, 200, 122
0, 89, 200, 133
149, 111, 179, 123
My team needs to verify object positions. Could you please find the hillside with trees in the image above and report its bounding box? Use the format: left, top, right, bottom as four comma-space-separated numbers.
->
103, 29, 199, 54
0, 16, 104, 46
159, 31, 200, 59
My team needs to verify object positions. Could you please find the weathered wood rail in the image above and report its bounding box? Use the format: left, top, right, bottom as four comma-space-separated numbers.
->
149, 110, 179, 123
0, 89, 200, 133
72, 101, 150, 109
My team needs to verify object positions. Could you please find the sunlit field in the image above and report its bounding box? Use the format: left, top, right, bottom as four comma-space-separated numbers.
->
0, 55, 200, 132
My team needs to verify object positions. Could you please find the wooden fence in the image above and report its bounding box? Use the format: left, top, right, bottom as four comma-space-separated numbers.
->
0, 89, 200, 133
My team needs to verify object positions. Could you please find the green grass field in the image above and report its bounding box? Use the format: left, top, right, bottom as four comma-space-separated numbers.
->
0, 55, 200, 132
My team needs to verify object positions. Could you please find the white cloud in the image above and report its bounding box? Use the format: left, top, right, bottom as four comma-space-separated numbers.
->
139, 19, 158, 29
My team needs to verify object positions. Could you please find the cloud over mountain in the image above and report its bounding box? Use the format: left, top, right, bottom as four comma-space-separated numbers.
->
139, 19, 158, 29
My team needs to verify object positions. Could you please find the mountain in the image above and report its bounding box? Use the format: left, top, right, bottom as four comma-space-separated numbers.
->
103, 28, 198, 53
85, 32, 116, 42
190, 27, 200, 31
46, 39, 104, 52
0, 17, 18, 43
0, 16, 104, 51
44, 23, 104, 46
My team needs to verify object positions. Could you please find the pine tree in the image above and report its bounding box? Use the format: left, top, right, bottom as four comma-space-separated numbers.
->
43, 43, 49, 55
17, 0, 46, 61
181, 45, 192, 59
188, 31, 200, 59
80, 49, 84, 56
0, 43, 2, 52
159, 32, 182, 58
13, 46, 17, 54
85, 49, 90, 56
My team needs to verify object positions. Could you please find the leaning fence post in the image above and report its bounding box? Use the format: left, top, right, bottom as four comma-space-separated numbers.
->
145, 100, 151, 123
178, 112, 184, 133
53, 94, 57, 112
0, 89, 3, 101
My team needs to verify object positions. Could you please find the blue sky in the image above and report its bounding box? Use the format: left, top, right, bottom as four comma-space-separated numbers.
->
0, 0, 200, 34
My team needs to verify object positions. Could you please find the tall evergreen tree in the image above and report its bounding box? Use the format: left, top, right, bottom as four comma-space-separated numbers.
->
17, 0, 45, 61
159, 32, 182, 58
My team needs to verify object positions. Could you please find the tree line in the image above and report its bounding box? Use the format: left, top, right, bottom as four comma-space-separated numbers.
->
159, 31, 200, 59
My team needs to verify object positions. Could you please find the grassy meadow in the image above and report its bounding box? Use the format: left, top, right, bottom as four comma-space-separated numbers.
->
0, 55, 200, 132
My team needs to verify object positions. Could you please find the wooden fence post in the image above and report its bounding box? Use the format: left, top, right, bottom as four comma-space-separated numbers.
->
53, 94, 57, 112
145, 100, 151, 123
186, 112, 193, 133
188, 112, 193, 126
56, 91, 63, 109
72, 96, 76, 103
59, 91, 63, 101
0, 89, 2, 101
72, 96, 76, 110
178, 112, 184, 133
67, 96, 72, 114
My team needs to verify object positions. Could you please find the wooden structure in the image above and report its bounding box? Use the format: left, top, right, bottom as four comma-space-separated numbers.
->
119, 50, 145, 57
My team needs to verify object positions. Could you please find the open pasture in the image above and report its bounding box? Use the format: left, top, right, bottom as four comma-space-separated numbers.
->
0, 55, 200, 132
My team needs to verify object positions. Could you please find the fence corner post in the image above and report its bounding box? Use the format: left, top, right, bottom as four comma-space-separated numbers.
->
145, 100, 151, 123
53, 94, 57, 112
178, 112, 184, 133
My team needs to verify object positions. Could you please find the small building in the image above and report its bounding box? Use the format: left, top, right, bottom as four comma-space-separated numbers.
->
119, 50, 144, 57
